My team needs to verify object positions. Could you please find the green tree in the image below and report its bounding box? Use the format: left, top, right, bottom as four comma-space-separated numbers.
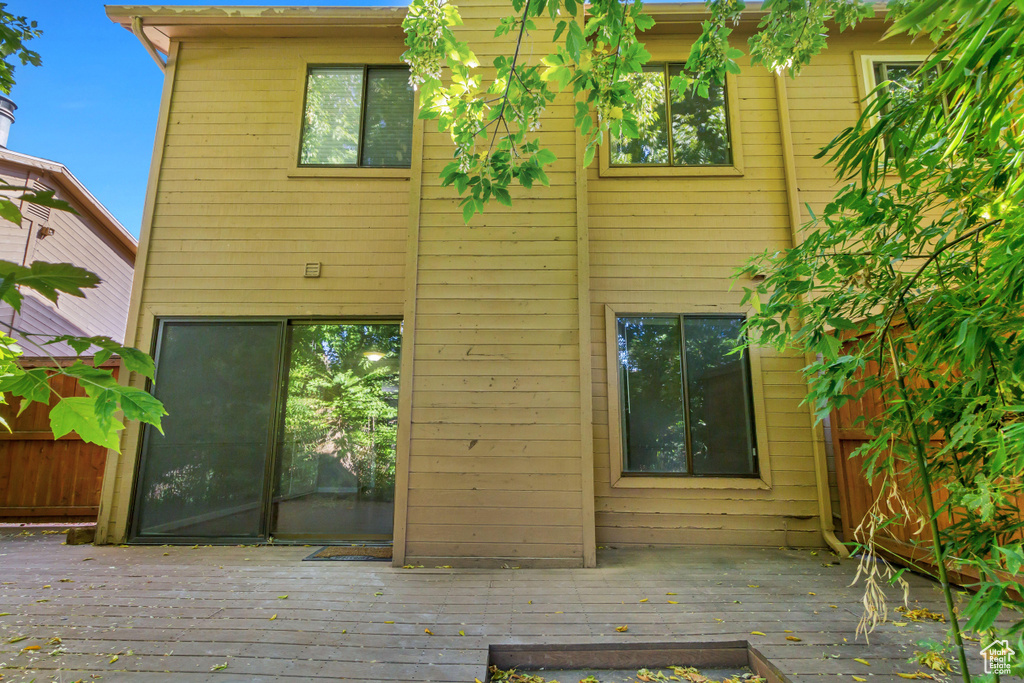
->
0, 7, 165, 450
280, 324, 401, 501
404, 0, 1023, 678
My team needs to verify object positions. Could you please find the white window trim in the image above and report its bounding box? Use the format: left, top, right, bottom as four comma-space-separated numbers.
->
603, 303, 772, 490
854, 51, 933, 118
598, 70, 745, 178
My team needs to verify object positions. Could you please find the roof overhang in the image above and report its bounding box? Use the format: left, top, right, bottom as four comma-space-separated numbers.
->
107, 3, 891, 53
0, 148, 137, 258
105, 5, 409, 55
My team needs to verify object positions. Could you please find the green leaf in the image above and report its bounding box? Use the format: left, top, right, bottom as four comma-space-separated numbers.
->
0, 198, 21, 225
534, 149, 557, 165
0, 261, 100, 305
49, 397, 123, 451
115, 386, 167, 431
0, 367, 51, 412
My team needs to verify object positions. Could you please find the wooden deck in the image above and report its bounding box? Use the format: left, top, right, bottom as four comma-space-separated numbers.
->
0, 530, 991, 681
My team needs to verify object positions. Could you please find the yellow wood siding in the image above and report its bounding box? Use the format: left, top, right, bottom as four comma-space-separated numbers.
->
99, 6, 907, 558
102, 36, 412, 540
589, 32, 826, 549
403, 1, 586, 567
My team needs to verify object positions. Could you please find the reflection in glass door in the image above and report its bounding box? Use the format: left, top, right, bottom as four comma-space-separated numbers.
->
271, 323, 402, 542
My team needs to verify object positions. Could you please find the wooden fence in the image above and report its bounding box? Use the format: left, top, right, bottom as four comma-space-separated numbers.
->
0, 360, 118, 522
830, 343, 1024, 581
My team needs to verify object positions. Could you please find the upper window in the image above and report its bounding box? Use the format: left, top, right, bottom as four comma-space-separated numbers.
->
616, 314, 756, 476
299, 66, 415, 168
872, 61, 937, 112
610, 64, 732, 167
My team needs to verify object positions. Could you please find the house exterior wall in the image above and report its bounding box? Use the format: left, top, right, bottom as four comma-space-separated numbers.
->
99, 5, 911, 565
0, 161, 135, 355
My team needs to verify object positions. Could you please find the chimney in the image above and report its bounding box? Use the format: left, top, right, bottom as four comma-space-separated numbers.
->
0, 95, 16, 148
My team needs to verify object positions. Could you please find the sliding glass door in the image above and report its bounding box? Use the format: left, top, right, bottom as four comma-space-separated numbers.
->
271, 323, 402, 542
130, 319, 401, 543
132, 321, 283, 540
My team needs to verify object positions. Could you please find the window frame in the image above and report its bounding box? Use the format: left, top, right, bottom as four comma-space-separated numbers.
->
604, 304, 772, 490
599, 66, 744, 178
127, 315, 406, 545
291, 63, 416, 178
854, 51, 933, 120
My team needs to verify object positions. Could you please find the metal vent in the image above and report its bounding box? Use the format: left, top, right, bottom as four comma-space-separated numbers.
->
304, 262, 321, 278
24, 180, 52, 222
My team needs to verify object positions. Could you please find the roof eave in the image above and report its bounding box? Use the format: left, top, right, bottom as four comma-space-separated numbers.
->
0, 148, 137, 258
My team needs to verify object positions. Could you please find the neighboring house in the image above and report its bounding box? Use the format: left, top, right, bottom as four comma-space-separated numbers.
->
0, 147, 137, 355
100, 3, 929, 567
0, 135, 137, 523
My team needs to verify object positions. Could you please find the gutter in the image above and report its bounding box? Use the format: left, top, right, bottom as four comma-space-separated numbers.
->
774, 73, 849, 559
131, 17, 166, 72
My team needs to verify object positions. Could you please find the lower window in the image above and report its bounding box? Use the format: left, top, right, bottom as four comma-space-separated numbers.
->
616, 314, 757, 476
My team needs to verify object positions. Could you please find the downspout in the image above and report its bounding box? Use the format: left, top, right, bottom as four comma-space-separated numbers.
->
774, 73, 848, 558
131, 17, 167, 72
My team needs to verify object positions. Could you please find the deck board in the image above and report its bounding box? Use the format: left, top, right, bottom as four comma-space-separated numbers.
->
0, 532, 993, 681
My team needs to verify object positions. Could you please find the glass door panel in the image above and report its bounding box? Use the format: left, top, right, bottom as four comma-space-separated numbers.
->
271, 323, 402, 541
133, 321, 282, 540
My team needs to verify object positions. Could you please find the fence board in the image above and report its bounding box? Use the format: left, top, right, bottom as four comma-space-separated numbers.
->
0, 360, 118, 521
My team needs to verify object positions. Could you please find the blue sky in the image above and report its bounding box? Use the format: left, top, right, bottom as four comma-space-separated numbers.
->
4, 1, 406, 238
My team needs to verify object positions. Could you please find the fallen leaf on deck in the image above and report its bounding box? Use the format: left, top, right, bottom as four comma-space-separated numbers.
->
59, 579, 73, 583
808, 592, 816, 595
47, 637, 61, 645
639, 598, 649, 603
8, 636, 27, 644
786, 636, 802, 642
109, 655, 119, 664
384, 621, 395, 624
852, 677, 866, 682
402, 565, 416, 569
0, 613, 9, 617
748, 585, 759, 588
917, 651, 952, 673
211, 662, 227, 671
892, 622, 908, 627
278, 595, 288, 599
616, 625, 629, 632
666, 592, 677, 595
896, 606, 944, 622
375, 592, 383, 596
269, 615, 277, 621
459, 630, 465, 636
854, 658, 870, 666
750, 631, 766, 636
424, 628, 433, 635
668, 600, 679, 604
22, 646, 40, 652
897, 673, 934, 680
